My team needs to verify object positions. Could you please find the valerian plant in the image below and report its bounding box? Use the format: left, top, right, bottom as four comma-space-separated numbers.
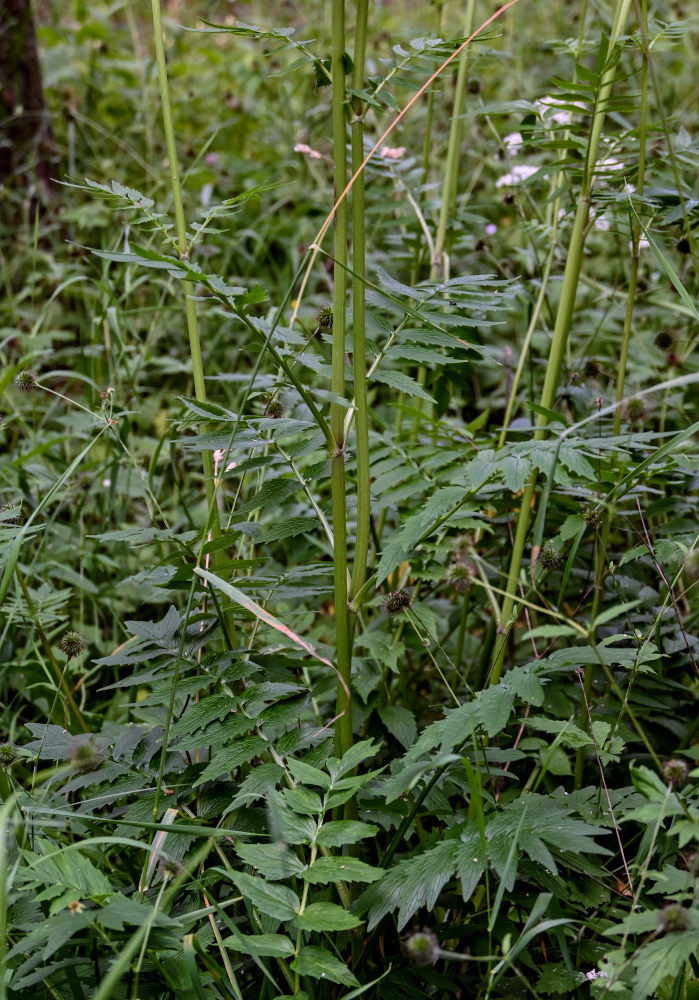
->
1, 0, 698, 998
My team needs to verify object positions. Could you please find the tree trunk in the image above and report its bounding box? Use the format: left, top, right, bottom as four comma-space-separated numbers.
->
0, 0, 56, 202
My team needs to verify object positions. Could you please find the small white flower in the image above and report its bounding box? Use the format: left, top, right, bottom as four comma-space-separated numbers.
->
496, 164, 538, 187
294, 142, 323, 160
624, 182, 636, 194
200, 183, 213, 208
380, 145, 406, 160
597, 157, 625, 171
594, 215, 610, 231
485, 222, 497, 236
503, 132, 523, 155
102, 478, 111, 488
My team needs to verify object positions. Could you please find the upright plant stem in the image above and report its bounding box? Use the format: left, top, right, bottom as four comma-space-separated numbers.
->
432, 0, 476, 279
614, 0, 648, 433
574, 0, 650, 786
412, 0, 476, 438
490, 0, 633, 687
331, 0, 352, 759
349, 0, 370, 622
150, 0, 234, 643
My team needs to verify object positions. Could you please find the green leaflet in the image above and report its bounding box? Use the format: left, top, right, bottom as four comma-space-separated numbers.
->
227, 871, 300, 921
193, 736, 268, 787
291, 946, 359, 987
302, 856, 385, 885
294, 902, 362, 931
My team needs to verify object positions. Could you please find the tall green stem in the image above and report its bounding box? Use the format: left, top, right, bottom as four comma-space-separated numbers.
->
349, 0, 370, 620
574, 0, 650, 786
432, 0, 476, 278
614, 0, 648, 433
490, 0, 633, 686
150, 0, 235, 642
331, 0, 352, 759
413, 0, 476, 440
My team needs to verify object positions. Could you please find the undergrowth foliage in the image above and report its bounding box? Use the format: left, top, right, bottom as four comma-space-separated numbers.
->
1, 1, 698, 998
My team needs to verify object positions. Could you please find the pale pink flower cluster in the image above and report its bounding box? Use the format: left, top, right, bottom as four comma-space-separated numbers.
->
496, 164, 538, 187
380, 145, 406, 160
294, 143, 323, 160
213, 449, 238, 473
503, 132, 523, 155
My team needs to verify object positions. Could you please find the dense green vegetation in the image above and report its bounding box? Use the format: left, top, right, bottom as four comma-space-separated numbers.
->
1, 1, 698, 997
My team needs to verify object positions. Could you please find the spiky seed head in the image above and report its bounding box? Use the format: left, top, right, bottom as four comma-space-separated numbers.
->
583, 358, 602, 379
265, 397, 284, 419
0, 743, 17, 767
58, 631, 86, 659
15, 370, 38, 393
158, 856, 183, 879
447, 560, 475, 594
539, 545, 563, 570
403, 929, 440, 966
660, 758, 690, 788
657, 903, 690, 935
67, 739, 105, 773
467, 78, 480, 94
315, 305, 333, 331
581, 505, 602, 531
384, 589, 412, 616
677, 236, 690, 254
654, 330, 675, 350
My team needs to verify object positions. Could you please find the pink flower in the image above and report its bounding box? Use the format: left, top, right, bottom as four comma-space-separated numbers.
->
379, 146, 406, 160
213, 449, 237, 473
294, 143, 323, 160
496, 164, 538, 187
503, 132, 523, 155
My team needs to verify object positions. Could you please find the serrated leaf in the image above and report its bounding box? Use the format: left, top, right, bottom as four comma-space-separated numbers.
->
303, 856, 384, 885
499, 450, 532, 492
194, 736, 268, 787
291, 946, 359, 987
359, 840, 461, 931
331, 739, 380, 778
223, 932, 295, 957
370, 369, 435, 403
234, 841, 306, 881
316, 821, 379, 848
285, 758, 331, 790
377, 705, 417, 749
228, 871, 300, 921
295, 902, 362, 931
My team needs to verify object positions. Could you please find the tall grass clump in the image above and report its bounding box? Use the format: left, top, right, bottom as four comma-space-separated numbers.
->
1, 1, 698, 998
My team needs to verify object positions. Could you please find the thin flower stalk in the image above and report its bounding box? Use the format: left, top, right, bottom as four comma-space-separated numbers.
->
349, 0, 371, 631
490, 0, 633, 687
331, 0, 352, 758
150, 0, 236, 644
